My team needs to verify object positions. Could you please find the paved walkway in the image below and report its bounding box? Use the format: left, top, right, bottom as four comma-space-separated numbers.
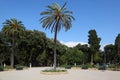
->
0, 67, 120, 80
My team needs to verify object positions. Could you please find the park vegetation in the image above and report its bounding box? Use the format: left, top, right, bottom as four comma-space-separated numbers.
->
0, 22, 120, 70
0, 3, 120, 71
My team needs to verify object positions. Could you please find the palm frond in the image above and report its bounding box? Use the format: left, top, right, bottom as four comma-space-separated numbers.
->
61, 2, 67, 11
46, 5, 55, 10
40, 11, 51, 15
54, 2, 61, 11
40, 2, 75, 33
2, 18, 25, 36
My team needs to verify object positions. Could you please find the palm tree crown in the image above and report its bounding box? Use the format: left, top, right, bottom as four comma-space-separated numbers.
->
40, 2, 75, 33
3, 18, 25, 36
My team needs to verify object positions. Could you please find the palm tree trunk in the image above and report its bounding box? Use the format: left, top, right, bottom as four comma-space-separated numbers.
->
53, 28, 57, 70
53, 21, 59, 70
11, 34, 15, 68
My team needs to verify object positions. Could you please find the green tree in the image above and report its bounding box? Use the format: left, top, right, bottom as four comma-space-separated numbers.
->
88, 30, 101, 65
115, 34, 120, 64
0, 32, 7, 65
40, 2, 75, 70
75, 44, 90, 64
94, 51, 101, 63
65, 47, 83, 66
104, 44, 115, 64
17, 30, 47, 66
2, 18, 25, 68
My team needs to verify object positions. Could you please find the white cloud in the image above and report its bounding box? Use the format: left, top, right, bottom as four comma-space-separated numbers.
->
60, 41, 111, 51
60, 41, 106, 51
60, 41, 87, 47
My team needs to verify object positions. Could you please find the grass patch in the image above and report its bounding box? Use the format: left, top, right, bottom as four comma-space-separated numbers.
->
41, 69, 67, 75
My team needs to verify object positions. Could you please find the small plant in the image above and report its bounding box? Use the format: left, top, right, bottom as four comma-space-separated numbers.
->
16, 66, 23, 70
117, 65, 120, 68
65, 65, 71, 69
81, 65, 88, 69
4, 65, 13, 69
108, 64, 114, 68
86, 63, 93, 68
98, 66, 106, 70
0, 66, 4, 71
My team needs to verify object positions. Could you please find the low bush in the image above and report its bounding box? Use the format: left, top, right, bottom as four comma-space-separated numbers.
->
16, 66, 23, 70
0, 66, 4, 71
86, 63, 93, 68
81, 65, 88, 69
117, 65, 120, 70
65, 65, 71, 69
4, 65, 13, 69
42, 69, 67, 72
98, 66, 106, 70
108, 64, 114, 68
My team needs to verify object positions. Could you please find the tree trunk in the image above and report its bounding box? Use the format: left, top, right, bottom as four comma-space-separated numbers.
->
0, 62, 3, 66
53, 21, 59, 70
11, 34, 15, 68
53, 28, 57, 70
118, 47, 120, 58
104, 53, 106, 64
82, 54, 84, 65
91, 53, 93, 65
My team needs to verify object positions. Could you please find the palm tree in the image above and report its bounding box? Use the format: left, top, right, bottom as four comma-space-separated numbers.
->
40, 2, 75, 70
2, 18, 25, 68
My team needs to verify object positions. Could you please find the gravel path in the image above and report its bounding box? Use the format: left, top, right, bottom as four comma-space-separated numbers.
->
0, 67, 120, 80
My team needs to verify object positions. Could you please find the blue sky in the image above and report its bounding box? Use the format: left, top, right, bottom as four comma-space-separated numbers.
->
0, 0, 120, 49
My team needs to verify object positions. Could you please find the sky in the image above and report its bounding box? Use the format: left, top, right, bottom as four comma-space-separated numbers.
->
0, 0, 120, 49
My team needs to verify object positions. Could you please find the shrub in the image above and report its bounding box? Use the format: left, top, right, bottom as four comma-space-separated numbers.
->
117, 65, 120, 69
81, 65, 88, 69
0, 66, 4, 71
65, 65, 71, 69
98, 66, 106, 70
4, 65, 13, 69
108, 64, 114, 68
86, 63, 93, 68
42, 69, 67, 72
16, 66, 23, 70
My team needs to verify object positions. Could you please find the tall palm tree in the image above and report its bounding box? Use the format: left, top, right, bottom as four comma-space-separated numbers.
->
40, 2, 75, 70
2, 18, 25, 68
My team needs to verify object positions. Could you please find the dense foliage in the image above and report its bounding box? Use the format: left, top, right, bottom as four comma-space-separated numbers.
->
0, 24, 120, 67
